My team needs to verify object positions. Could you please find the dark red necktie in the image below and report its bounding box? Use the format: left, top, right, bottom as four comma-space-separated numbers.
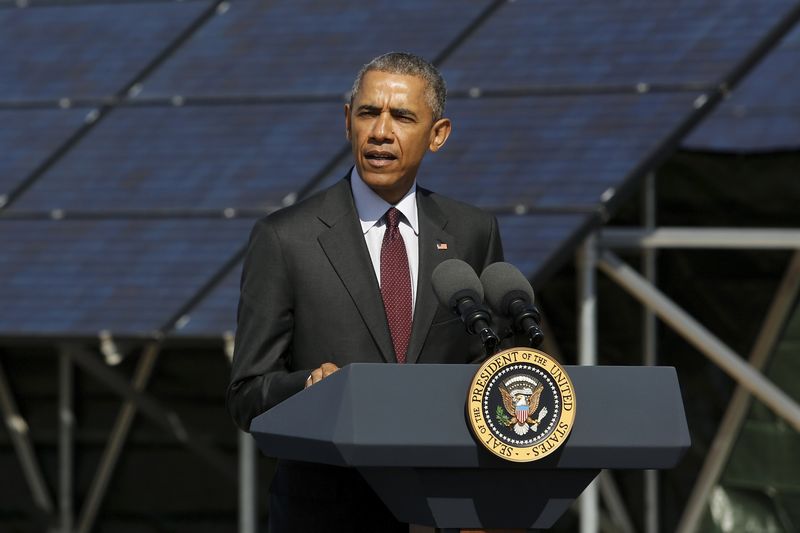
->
380, 207, 412, 363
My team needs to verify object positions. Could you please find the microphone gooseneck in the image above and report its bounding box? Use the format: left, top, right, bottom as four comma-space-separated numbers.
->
432, 259, 500, 356
480, 262, 544, 348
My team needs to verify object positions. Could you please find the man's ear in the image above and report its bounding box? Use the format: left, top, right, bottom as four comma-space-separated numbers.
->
344, 104, 351, 141
428, 117, 452, 152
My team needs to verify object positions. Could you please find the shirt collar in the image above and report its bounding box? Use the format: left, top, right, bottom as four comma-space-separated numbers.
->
350, 167, 419, 235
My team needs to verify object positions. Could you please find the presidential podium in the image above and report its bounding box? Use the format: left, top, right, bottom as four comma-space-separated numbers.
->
250, 363, 690, 530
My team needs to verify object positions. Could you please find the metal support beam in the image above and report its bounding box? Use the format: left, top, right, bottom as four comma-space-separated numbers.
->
597, 250, 800, 431
599, 227, 800, 250
66, 345, 238, 480
76, 343, 160, 533
0, 358, 54, 515
642, 172, 659, 533
676, 251, 800, 533
59, 348, 75, 533
577, 235, 599, 533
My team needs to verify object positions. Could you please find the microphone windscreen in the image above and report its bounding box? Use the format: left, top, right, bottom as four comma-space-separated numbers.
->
432, 259, 484, 309
480, 262, 535, 315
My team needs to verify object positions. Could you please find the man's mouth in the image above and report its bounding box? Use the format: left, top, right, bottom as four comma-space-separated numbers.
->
364, 150, 397, 168
364, 150, 397, 161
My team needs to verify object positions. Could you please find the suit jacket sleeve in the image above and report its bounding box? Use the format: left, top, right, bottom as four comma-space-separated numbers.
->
226, 218, 307, 432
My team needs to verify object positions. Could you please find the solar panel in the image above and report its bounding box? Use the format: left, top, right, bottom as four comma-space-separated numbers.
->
0, 108, 86, 203
0, 1, 211, 101
314, 93, 698, 209
498, 213, 587, 283
685, 24, 800, 152
0, 218, 252, 336
11, 102, 344, 211
174, 263, 242, 336
440, 0, 798, 90
138, 0, 491, 98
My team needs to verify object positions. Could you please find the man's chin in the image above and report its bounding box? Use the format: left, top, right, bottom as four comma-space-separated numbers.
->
356, 170, 412, 203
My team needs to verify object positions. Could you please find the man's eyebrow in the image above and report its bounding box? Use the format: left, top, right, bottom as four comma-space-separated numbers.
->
391, 107, 417, 119
355, 105, 418, 120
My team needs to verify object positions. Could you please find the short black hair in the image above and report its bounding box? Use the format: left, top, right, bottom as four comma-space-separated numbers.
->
350, 52, 447, 121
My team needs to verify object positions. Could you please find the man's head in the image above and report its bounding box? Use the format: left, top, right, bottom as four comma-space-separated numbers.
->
345, 52, 452, 204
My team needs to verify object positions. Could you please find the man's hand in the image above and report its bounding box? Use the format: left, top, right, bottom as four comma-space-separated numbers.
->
304, 362, 340, 388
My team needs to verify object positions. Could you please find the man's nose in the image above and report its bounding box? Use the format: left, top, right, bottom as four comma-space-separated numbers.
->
370, 112, 394, 142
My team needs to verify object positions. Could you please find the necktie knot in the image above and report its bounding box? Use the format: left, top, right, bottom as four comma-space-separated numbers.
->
385, 207, 402, 232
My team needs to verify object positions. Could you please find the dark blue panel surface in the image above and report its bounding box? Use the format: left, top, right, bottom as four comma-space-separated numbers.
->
685, 24, 800, 151
174, 262, 242, 336
316, 93, 697, 209
441, 0, 797, 90
139, 0, 490, 97
0, 218, 252, 336
0, 1, 210, 101
174, 213, 585, 337
13, 102, 343, 210
0, 108, 85, 201
498, 213, 586, 283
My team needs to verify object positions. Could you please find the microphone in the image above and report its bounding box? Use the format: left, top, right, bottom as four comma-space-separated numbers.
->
480, 262, 544, 348
431, 259, 500, 356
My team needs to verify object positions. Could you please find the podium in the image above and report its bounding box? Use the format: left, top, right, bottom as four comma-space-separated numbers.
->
251, 363, 689, 530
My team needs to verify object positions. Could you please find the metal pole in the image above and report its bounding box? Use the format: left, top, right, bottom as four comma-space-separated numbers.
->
598, 250, 800, 431
227, 337, 259, 533
0, 358, 54, 515
76, 343, 160, 533
642, 172, 659, 533
676, 251, 800, 533
239, 431, 258, 533
577, 234, 599, 533
597, 471, 635, 533
599, 227, 800, 250
59, 348, 75, 533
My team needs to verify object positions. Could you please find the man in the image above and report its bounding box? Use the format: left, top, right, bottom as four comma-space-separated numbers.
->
227, 52, 504, 532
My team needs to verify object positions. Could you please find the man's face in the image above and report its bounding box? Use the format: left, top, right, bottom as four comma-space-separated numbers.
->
345, 70, 451, 204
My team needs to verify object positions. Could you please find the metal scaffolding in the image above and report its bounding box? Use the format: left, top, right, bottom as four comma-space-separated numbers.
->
582, 223, 800, 533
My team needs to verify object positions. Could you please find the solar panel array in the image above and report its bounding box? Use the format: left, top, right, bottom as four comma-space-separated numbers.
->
1, 0, 797, 338
684, 23, 800, 151
0, 1, 212, 101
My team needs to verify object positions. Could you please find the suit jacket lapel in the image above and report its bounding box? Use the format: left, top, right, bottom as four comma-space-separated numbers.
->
317, 179, 395, 363
406, 188, 455, 364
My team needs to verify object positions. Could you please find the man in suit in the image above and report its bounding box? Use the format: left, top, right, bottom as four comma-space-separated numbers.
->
227, 52, 504, 532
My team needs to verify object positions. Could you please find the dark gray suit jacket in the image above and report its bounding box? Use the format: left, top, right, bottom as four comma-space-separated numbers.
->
227, 176, 504, 431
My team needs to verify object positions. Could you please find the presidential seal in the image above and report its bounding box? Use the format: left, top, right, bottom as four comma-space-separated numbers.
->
467, 348, 575, 462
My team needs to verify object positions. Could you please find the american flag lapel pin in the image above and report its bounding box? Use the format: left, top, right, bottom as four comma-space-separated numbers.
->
436, 241, 448, 250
